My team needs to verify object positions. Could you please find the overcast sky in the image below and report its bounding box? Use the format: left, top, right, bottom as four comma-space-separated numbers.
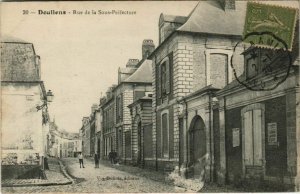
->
1, 1, 197, 133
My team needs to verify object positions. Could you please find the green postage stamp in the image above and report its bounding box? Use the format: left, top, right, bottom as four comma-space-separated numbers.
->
244, 2, 298, 50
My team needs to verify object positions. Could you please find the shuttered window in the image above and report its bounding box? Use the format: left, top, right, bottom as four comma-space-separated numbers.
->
244, 109, 263, 166
156, 54, 172, 101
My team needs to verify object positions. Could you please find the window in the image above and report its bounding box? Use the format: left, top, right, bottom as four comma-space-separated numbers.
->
116, 94, 123, 122
157, 55, 171, 100
161, 62, 167, 94
242, 104, 264, 166
205, 49, 233, 87
161, 112, 169, 158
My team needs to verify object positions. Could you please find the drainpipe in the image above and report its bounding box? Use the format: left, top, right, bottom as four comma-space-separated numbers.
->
208, 92, 213, 182
155, 107, 158, 171
183, 98, 188, 170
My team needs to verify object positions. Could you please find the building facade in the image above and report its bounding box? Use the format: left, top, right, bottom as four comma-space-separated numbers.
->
101, 86, 116, 159
128, 95, 153, 167
113, 40, 154, 164
1, 37, 50, 177
148, 0, 244, 181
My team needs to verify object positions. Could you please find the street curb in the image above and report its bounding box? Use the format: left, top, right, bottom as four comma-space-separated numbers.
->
58, 160, 75, 184
2, 159, 74, 187
1, 180, 73, 187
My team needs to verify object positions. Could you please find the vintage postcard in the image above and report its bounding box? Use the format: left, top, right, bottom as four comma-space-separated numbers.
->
1, 0, 299, 193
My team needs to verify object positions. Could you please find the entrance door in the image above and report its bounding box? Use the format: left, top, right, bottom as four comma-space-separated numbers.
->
189, 116, 206, 180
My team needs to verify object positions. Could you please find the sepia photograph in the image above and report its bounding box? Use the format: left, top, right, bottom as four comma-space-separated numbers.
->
1, 0, 299, 193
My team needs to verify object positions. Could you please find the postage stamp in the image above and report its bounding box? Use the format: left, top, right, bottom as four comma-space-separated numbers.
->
243, 2, 298, 50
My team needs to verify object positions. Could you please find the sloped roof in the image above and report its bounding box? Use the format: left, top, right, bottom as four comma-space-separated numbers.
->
177, 1, 247, 36
1, 35, 30, 43
177, 1, 299, 36
123, 59, 152, 83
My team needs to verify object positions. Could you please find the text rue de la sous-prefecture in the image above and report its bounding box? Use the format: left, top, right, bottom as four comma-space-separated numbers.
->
37, 9, 136, 15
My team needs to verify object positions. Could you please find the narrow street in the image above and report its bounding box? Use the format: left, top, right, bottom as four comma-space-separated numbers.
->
2, 158, 186, 193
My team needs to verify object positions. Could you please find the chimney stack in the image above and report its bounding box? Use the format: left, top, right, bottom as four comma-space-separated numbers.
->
142, 39, 155, 59
219, 0, 235, 10
126, 59, 140, 68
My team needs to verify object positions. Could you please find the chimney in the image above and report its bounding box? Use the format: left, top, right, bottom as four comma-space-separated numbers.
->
91, 104, 98, 113
126, 59, 140, 68
219, 0, 235, 10
142, 39, 155, 59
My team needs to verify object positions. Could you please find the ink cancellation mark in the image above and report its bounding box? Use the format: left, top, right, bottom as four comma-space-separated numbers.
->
231, 31, 292, 91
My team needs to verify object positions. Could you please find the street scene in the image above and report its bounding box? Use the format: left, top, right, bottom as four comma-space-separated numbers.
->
1, 0, 300, 193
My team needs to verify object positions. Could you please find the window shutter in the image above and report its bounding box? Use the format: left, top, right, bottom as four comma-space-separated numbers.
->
166, 59, 170, 94
157, 64, 161, 98
166, 53, 173, 94
120, 94, 123, 120
244, 111, 253, 165
253, 109, 262, 166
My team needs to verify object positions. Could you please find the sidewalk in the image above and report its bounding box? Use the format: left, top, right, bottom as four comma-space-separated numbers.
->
2, 158, 73, 187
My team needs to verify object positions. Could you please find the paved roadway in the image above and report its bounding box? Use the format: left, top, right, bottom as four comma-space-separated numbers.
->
2, 158, 185, 193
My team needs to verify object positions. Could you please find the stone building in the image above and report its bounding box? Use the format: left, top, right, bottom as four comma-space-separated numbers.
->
101, 85, 116, 158
81, 117, 91, 156
128, 94, 153, 167
1, 36, 51, 178
94, 106, 103, 159
148, 0, 246, 181
112, 40, 154, 164
48, 120, 80, 158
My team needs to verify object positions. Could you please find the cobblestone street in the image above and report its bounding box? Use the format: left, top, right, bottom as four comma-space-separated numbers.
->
2, 158, 186, 193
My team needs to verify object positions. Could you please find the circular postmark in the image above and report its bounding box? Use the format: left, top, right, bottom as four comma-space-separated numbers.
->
230, 31, 292, 91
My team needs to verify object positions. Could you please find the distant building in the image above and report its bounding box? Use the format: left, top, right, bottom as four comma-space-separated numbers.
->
101, 86, 116, 159
95, 106, 103, 159
48, 119, 80, 158
81, 117, 91, 156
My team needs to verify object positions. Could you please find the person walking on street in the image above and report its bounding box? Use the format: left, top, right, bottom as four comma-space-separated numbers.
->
108, 151, 113, 164
78, 152, 85, 168
94, 152, 99, 168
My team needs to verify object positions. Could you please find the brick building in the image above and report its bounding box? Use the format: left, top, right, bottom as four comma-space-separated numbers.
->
148, 0, 245, 181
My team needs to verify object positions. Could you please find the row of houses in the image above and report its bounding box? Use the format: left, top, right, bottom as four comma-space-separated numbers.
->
80, 0, 299, 190
47, 119, 81, 158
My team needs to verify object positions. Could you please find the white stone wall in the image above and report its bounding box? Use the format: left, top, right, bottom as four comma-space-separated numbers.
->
2, 83, 44, 164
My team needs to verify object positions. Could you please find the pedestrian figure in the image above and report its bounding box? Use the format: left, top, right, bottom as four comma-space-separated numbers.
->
108, 151, 113, 164
78, 152, 85, 168
112, 151, 117, 164
94, 152, 99, 168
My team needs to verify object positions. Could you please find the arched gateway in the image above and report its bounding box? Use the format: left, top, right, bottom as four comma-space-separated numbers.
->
188, 115, 207, 180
